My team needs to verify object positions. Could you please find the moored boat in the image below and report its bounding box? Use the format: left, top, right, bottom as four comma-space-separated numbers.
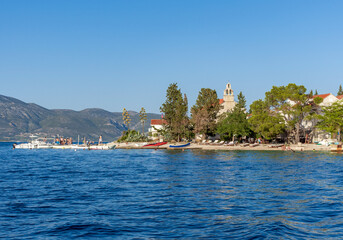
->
13, 136, 53, 149
169, 143, 190, 148
143, 142, 168, 147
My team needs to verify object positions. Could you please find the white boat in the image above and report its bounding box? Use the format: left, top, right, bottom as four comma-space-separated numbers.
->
14, 135, 116, 150
14, 135, 53, 149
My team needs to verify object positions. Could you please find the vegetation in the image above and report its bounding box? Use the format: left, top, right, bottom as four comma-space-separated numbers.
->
117, 130, 148, 142
217, 92, 251, 141
191, 88, 220, 139
160, 83, 189, 141
156, 82, 343, 144
264, 83, 311, 143
338, 85, 343, 96
122, 108, 131, 130
249, 99, 285, 140
316, 102, 343, 141
139, 107, 147, 134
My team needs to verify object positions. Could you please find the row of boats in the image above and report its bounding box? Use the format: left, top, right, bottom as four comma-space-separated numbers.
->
13, 137, 116, 150
13, 136, 191, 150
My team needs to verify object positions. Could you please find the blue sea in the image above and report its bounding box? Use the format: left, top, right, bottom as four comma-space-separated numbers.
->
1, 142, 343, 239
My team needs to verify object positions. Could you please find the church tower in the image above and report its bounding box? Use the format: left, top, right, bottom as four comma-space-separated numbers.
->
219, 82, 236, 115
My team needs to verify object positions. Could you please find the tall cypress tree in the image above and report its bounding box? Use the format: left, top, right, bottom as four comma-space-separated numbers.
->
160, 83, 188, 141
338, 85, 343, 96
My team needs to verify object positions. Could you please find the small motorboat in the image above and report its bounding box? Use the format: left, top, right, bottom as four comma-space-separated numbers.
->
169, 143, 190, 148
14, 135, 53, 149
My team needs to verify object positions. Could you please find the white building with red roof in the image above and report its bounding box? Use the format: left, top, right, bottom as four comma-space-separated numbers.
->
313, 93, 339, 107
148, 119, 167, 140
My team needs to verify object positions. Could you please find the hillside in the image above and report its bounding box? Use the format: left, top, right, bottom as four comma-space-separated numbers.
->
0, 95, 160, 141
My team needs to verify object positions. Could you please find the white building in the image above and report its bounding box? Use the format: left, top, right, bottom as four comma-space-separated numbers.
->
219, 82, 236, 115
148, 119, 167, 140
313, 93, 339, 107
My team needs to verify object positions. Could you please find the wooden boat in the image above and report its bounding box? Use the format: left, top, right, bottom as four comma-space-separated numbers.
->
169, 143, 190, 148
143, 142, 168, 147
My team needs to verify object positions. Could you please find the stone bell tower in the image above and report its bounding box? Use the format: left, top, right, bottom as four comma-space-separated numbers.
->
219, 82, 236, 115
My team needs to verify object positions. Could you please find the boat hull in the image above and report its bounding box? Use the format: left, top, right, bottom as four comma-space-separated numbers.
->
169, 143, 190, 148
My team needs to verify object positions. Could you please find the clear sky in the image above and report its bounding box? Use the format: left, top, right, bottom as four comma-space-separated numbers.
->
1, 0, 343, 113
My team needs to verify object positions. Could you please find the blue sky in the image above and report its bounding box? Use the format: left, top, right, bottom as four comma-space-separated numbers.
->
1, 0, 343, 113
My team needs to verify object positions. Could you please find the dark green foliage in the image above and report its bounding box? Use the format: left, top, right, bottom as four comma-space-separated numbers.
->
338, 85, 343, 96
264, 83, 311, 143
248, 100, 285, 140
316, 102, 343, 141
191, 88, 220, 138
160, 83, 189, 141
217, 92, 251, 141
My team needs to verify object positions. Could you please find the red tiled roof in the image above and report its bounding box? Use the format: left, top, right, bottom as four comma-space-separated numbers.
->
219, 99, 224, 104
337, 95, 343, 99
313, 93, 330, 99
150, 119, 167, 125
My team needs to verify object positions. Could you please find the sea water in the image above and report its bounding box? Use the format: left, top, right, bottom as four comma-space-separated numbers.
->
1, 142, 343, 239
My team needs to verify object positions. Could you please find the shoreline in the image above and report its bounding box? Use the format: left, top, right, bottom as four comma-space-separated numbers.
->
116, 143, 332, 152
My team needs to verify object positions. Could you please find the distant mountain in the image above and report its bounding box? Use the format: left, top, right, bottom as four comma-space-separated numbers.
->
0, 95, 160, 141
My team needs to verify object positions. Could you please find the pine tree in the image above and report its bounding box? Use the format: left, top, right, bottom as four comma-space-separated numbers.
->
315, 89, 318, 95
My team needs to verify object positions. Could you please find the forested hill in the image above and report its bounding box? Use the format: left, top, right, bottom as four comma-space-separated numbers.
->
0, 94, 160, 141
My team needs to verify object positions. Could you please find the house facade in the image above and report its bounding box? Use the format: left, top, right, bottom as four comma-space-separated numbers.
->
148, 119, 167, 140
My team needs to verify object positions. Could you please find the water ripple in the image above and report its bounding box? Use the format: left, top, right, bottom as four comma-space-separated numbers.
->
1, 143, 343, 238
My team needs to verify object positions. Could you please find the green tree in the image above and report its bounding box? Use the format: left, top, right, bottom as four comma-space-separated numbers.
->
160, 83, 188, 141
139, 107, 147, 135
338, 85, 343, 96
265, 83, 311, 143
316, 102, 343, 141
248, 99, 286, 140
191, 88, 220, 139
217, 92, 251, 141
315, 89, 318, 95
